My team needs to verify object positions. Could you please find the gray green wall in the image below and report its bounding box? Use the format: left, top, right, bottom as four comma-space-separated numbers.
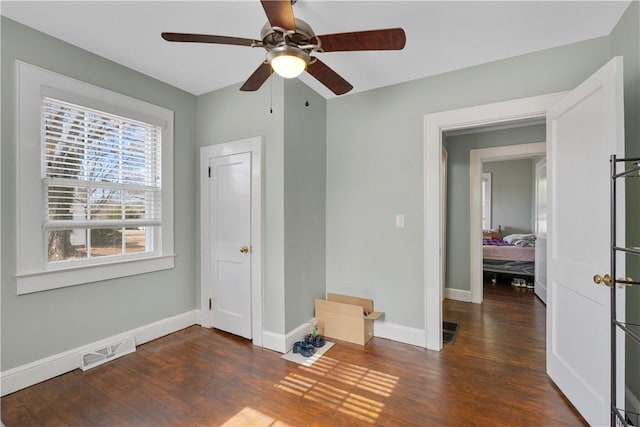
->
196, 76, 327, 335
483, 159, 535, 236
283, 79, 327, 332
444, 125, 545, 292
610, 0, 640, 409
1, 17, 198, 370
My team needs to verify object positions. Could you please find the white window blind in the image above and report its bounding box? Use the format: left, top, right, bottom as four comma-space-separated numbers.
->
42, 97, 162, 262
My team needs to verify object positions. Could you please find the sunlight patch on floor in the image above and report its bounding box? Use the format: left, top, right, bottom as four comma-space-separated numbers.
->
274, 353, 400, 424
220, 407, 293, 427
275, 373, 384, 424
298, 355, 399, 397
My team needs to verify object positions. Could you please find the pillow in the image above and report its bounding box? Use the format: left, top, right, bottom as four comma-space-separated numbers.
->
502, 234, 535, 245
503, 234, 536, 247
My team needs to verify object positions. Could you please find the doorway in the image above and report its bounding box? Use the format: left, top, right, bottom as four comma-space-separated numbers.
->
425, 58, 625, 426
468, 142, 546, 304
200, 136, 263, 346
423, 92, 565, 350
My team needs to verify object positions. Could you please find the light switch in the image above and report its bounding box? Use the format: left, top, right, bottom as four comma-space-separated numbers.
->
395, 214, 405, 228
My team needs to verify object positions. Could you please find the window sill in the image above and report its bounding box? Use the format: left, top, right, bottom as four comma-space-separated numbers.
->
16, 255, 175, 295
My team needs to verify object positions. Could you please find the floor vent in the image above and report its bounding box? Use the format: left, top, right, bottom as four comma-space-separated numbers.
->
80, 336, 136, 371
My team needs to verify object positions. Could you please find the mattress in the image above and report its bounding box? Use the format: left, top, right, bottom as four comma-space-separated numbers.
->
483, 259, 535, 276
482, 245, 535, 262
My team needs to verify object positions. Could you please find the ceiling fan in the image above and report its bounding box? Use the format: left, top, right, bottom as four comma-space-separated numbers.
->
161, 0, 406, 96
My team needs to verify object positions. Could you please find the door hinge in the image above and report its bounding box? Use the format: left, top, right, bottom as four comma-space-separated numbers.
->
208, 166, 211, 178
209, 298, 212, 310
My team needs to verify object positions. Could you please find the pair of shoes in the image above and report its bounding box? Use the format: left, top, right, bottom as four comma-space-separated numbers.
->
511, 278, 526, 287
293, 341, 315, 357
304, 334, 326, 348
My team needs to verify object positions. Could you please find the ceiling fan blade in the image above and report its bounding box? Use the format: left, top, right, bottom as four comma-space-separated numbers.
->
161, 32, 257, 47
306, 58, 353, 96
240, 62, 273, 92
316, 28, 406, 52
261, 0, 295, 30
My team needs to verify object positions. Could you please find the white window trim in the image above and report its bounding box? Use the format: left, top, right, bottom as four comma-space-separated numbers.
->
15, 61, 174, 295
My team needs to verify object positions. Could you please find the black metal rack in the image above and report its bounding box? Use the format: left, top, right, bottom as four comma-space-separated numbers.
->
610, 155, 640, 427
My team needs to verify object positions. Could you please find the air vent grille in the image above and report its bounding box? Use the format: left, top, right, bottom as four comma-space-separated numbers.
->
79, 336, 136, 371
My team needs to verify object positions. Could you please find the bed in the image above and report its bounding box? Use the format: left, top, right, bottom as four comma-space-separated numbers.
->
483, 233, 535, 277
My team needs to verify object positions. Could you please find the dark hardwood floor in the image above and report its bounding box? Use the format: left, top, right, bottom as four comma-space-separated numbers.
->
2, 280, 586, 426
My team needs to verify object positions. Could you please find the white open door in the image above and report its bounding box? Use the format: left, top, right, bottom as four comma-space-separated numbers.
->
534, 158, 548, 304
546, 56, 625, 425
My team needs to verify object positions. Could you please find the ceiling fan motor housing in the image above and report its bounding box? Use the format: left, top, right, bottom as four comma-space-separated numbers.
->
260, 18, 319, 53
266, 44, 310, 67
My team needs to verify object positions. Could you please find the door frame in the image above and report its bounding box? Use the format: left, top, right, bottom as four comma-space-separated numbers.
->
200, 136, 263, 347
534, 157, 548, 304
469, 142, 546, 304
423, 92, 565, 350
441, 147, 448, 302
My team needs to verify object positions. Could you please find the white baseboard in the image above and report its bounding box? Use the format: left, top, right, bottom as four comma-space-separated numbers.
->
131, 310, 200, 346
262, 330, 286, 353
445, 287, 472, 302
265, 319, 427, 351
264, 320, 428, 351
262, 319, 315, 354
1, 309, 200, 396
627, 386, 640, 419
374, 320, 426, 348
285, 319, 314, 352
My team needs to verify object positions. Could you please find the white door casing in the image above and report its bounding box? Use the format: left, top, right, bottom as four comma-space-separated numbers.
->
534, 158, 548, 304
546, 56, 625, 426
441, 148, 448, 302
200, 137, 263, 345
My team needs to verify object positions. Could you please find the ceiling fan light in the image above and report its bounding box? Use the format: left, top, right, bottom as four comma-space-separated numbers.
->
271, 55, 306, 78
267, 46, 309, 78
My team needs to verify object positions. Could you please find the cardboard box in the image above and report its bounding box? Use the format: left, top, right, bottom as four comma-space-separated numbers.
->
314, 293, 383, 345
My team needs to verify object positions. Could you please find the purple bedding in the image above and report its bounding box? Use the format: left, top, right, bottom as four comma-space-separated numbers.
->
482, 238, 510, 246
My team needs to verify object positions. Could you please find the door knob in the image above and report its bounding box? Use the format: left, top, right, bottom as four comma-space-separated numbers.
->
593, 274, 612, 287
240, 246, 249, 254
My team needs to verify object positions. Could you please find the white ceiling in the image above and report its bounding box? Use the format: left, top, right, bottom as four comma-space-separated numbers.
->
1, 1, 632, 99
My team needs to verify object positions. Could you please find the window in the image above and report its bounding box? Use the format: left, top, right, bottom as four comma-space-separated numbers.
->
43, 98, 161, 264
481, 172, 492, 230
16, 62, 174, 294
535, 161, 547, 236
